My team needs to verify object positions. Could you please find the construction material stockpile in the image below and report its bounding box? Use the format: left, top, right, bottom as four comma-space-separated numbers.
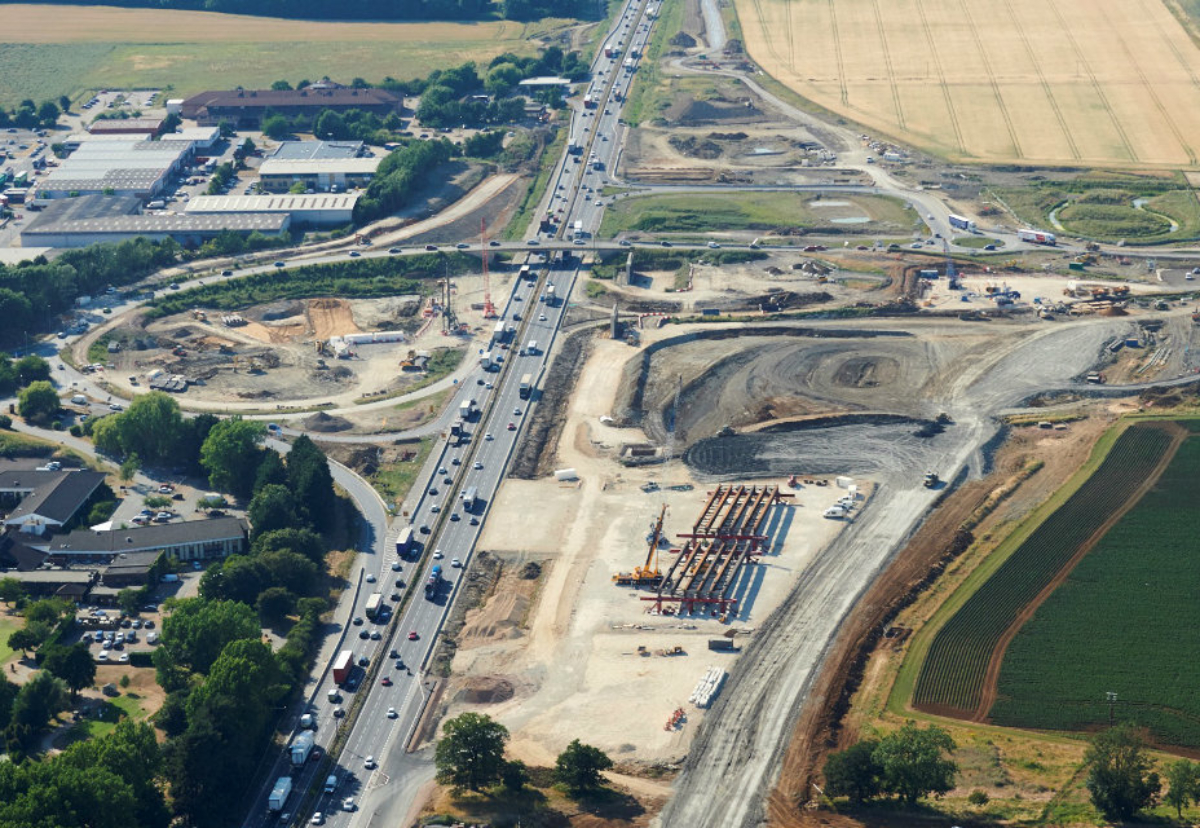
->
690, 666, 726, 708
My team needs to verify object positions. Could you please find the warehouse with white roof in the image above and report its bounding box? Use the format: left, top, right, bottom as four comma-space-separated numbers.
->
37, 139, 194, 199
258, 157, 380, 193
184, 193, 359, 226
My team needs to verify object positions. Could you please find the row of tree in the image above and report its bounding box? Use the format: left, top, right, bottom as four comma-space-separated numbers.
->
0, 352, 51, 396
0, 0, 594, 22
354, 138, 456, 223
0, 97, 64, 130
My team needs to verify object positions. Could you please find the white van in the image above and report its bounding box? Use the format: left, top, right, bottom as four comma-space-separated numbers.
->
70, 394, 87, 405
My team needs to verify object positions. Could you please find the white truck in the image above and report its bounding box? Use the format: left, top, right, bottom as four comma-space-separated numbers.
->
268, 776, 292, 812
1017, 228, 1056, 246
459, 399, 476, 420
480, 351, 494, 370
289, 731, 314, 767
519, 373, 533, 400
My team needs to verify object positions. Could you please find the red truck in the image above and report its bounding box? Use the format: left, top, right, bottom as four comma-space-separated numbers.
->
332, 649, 353, 685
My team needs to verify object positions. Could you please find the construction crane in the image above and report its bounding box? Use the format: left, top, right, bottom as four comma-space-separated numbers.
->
613, 505, 667, 586
481, 218, 497, 319
943, 239, 959, 290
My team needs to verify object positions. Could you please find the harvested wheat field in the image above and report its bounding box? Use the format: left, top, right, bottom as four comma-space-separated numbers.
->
737, 0, 1200, 167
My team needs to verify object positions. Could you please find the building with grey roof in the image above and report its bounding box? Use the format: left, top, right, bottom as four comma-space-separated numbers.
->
184, 192, 359, 226
43, 517, 248, 564
181, 86, 401, 126
258, 157, 380, 193
20, 194, 290, 249
270, 140, 363, 161
37, 138, 193, 199
0, 465, 107, 536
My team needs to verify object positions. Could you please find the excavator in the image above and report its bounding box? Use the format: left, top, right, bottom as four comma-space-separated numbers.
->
613, 505, 667, 586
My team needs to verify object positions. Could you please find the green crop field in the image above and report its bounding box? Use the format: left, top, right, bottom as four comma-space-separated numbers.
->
912, 423, 1176, 715
990, 428, 1200, 748
598, 191, 915, 236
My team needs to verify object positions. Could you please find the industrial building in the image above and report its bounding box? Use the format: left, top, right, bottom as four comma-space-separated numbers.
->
36, 138, 194, 199
0, 464, 107, 536
258, 156, 380, 193
184, 193, 359, 226
21, 194, 290, 248
269, 140, 364, 161
87, 117, 164, 136
172, 126, 222, 150
181, 85, 401, 127
43, 517, 249, 564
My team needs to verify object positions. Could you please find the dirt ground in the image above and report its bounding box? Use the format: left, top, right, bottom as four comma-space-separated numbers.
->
441, 335, 860, 768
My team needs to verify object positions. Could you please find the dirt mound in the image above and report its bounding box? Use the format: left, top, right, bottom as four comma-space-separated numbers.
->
454, 676, 516, 705
258, 300, 305, 321
668, 135, 722, 159
669, 31, 697, 47
303, 411, 353, 432
1100, 306, 1128, 316
666, 95, 763, 125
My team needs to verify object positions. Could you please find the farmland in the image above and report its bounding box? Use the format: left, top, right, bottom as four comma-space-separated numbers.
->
735, 0, 1200, 167
598, 191, 915, 236
912, 423, 1179, 716
990, 427, 1200, 748
0, 4, 563, 106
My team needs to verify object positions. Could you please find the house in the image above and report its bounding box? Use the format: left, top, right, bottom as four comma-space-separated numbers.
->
100, 550, 164, 588
43, 517, 249, 565
0, 464, 107, 536
181, 85, 402, 127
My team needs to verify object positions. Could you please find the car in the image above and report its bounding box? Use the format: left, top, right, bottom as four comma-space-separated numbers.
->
473, 461, 483, 470
333, 706, 345, 718
514, 407, 522, 415
428, 486, 438, 496
366, 573, 376, 583
144, 619, 155, 628
488, 240, 501, 246
370, 629, 381, 640
381, 676, 392, 686
395, 578, 404, 588
311, 813, 324, 825
450, 513, 460, 522
660, 241, 671, 247
221, 270, 233, 276
574, 238, 586, 246
391, 561, 402, 571
425, 245, 438, 251
274, 261, 286, 267
359, 629, 370, 639
102, 640, 112, 650
456, 243, 469, 249
139, 508, 153, 517
438, 466, 448, 474
364, 757, 376, 770
451, 457, 461, 465
280, 813, 291, 823
984, 244, 997, 251
388, 247, 401, 254
358, 656, 370, 666
707, 241, 721, 249
507, 422, 517, 431
619, 239, 632, 246
526, 239, 540, 246
155, 511, 172, 521
476, 377, 484, 385
419, 524, 431, 534
430, 503, 441, 513
451, 557, 462, 568
595, 200, 603, 206
408, 631, 419, 640
349, 251, 361, 257
485, 433, 494, 441
119, 653, 130, 663
391, 591, 401, 601
433, 549, 443, 559
169, 283, 180, 290
353, 616, 364, 625
132, 619, 142, 629
469, 517, 480, 526
97, 651, 108, 661
539, 314, 547, 321
343, 797, 357, 812
910, 242, 922, 249
485, 382, 494, 389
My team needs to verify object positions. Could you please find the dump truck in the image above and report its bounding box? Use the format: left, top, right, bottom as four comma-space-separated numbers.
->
332, 649, 353, 685
290, 731, 315, 767
268, 776, 292, 812
519, 373, 533, 400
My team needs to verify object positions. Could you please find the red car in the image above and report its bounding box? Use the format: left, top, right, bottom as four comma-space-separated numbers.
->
381, 676, 392, 687
507, 422, 516, 431
408, 631, 419, 640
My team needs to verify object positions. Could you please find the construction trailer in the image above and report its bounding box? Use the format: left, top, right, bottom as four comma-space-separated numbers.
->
623, 485, 789, 617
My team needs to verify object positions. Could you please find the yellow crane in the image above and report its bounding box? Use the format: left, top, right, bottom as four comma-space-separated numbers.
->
613, 505, 666, 586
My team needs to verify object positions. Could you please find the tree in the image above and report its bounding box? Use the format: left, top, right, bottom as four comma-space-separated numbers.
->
58, 94, 72, 113
159, 598, 259, 674
37, 100, 60, 128
435, 712, 509, 792
199, 555, 266, 604
253, 449, 287, 491
117, 588, 142, 617
485, 62, 522, 96
7, 627, 39, 657
112, 392, 188, 465
217, 118, 236, 138
200, 417, 265, 498
18, 380, 59, 423
1085, 723, 1162, 821
501, 759, 529, 793
14, 354, 50, 384
1164, 760, 1199, 817
261, 113, 291, 140
248, 484, 301, 537
314, 110, 347, 140
252, 527, 326, 565
42, 643, 96, 698
824, 739, 883, 805
286, 435, 336, 532
0, 577, 23, 609
874, 721, 957, 806
271, 80, 293, 90
256, 586, 295, 624
258, 549, 319, 596
119, 453, 140, 482
554, 739, 614, 793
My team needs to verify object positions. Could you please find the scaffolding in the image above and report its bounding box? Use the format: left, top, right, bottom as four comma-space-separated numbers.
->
641, 484, 788, 616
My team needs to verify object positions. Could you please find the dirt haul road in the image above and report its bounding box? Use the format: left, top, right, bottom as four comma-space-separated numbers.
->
654, 317, 1134, 828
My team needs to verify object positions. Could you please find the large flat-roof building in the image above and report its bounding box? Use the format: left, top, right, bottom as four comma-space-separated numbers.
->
43, 517, 249, 564
21, 194, 290, 249
181, 86, 401, 127
88, 117, 165, 136
270, 140, 364, 161
184, 193, 359, 226
37, 138, 193, 200
258, 157, 380, 193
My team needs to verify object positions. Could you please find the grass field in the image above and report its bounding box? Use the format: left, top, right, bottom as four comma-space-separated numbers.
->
0, 616, 20, 667
735, 0, 1200, 167
598, 191, 915, 235
0, 4, 570, 106
990, 426, 1200, 748
912, 423, 1177, 715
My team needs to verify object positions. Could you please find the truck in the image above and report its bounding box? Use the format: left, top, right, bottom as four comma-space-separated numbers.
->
365, 592, 383, 620
519, 373, 533, 400
481, 351, 494, 370
425, 565, 442, 600
592, 158, 604, 171
583, 93, 596, 110
450, 418, 464, 437
947, 214, 977, 233
624, 57, 635, 72
459, 399, 476, 420
519, 264, 534, 280
573, 219, 584, 239
395, 526, 414, 559
1018, 228, 1057, 246
493, 320, 507, 342
526, 340, 539, 356
461, 486, 478, 512
546, 284, 556, 305
332, 649, 353, 685
289, 731, 315, 767
268, 776, 293, 812
604, 45, 615, 58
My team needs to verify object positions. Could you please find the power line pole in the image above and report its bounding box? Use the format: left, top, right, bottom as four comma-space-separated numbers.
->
1106, 691, 1118, 727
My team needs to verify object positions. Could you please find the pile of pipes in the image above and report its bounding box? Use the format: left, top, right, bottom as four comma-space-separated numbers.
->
689, 666, 726, 708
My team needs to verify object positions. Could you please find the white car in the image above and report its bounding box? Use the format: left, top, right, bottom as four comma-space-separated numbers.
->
343, 797, 356, 812
391, 561, 402, 571
311, 813, 324, 825
473, 461, 483, 470
539, 314, 547, 321
451, 558, 462, 568
365, 573, 376, 583
364, 756, 376, 769
433, 549, 444, 559
387, 707, 397, 719
485, 433, 494, 441
430, 503, 441, 513
707, 241, 720, 249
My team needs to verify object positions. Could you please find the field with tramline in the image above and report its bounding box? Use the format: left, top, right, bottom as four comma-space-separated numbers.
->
734, 0, 1200, 166
912, 423, 1177, 716
990, 430, 1200, 748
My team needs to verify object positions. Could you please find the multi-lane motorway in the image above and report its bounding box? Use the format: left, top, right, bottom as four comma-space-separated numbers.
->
242, 1, 656, 825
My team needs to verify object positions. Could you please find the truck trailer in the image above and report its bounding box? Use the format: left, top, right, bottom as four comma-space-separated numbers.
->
947, 214, 977, 233
395, 526, 414, 558
461, 486, 478, 512
290, 731, 315, 767
268, 776, 293, 812
332, 649, 353, 685
364, 592, 382, 620
1017, 228, 1056, 245
519, 373, 533, 399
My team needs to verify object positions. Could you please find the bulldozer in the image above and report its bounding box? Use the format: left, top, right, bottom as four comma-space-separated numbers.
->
613, 505, 667, 586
